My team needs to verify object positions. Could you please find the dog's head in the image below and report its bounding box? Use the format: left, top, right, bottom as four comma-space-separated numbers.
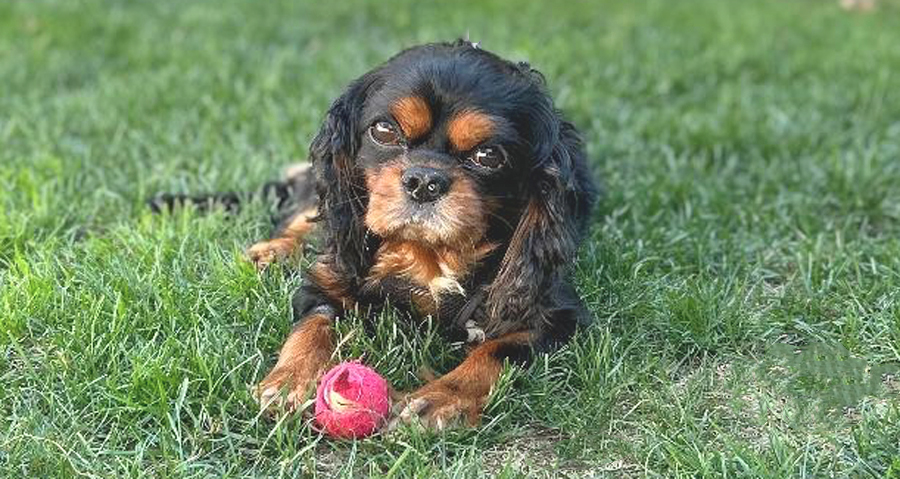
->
311, 40, 596, 326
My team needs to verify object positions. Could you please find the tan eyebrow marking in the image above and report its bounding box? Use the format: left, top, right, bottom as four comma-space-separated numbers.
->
390, 96, 433, 140
447, 110, 496, 152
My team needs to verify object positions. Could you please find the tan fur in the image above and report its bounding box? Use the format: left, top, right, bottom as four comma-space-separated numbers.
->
255, 314, 335, 412
308, 261, 353, 310
396, 331, 534, 429
391, 96, 432, 141
363, 158, 497, 309
367, 240, 497, 310
364, 163, 406, 237
447, 110, 496, 152
246, 207, 317, 269
364, 161, 492, 249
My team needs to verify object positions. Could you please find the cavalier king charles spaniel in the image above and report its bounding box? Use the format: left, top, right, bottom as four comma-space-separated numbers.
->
152, 40, 598, 430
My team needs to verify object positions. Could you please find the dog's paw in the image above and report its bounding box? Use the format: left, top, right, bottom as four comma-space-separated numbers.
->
246, 239, 294, 270
390, 380, 482, 431
253, 365, 321, 414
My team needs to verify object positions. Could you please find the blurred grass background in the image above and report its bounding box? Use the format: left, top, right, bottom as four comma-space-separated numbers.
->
1, 0, 899, 477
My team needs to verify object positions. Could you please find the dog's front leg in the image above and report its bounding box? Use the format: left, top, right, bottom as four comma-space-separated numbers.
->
254, 308, 335, 413
393, 331, 534, 430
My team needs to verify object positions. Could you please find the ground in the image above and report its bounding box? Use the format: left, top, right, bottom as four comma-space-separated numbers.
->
1, 0, 899, 477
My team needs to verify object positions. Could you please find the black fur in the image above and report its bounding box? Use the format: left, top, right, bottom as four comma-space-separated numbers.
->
147, 167, 317, 224
151, 40, 599, 359
309, 73, 382, 283
304, 40, 598, 353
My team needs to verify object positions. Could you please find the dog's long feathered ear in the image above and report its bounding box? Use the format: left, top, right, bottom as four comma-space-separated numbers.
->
310, 74, 379, 280
486, 119, 597, 335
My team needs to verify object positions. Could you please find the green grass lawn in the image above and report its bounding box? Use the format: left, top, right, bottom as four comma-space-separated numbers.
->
2, 0, 900, 477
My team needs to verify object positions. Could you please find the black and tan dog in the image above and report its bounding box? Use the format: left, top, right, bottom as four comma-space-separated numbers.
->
152, 40, 598, 430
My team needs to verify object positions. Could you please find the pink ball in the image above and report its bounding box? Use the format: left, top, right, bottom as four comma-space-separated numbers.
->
314, 361, 391, 438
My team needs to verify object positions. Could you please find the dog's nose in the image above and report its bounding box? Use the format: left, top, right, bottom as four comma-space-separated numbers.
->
401, 166, 452, 203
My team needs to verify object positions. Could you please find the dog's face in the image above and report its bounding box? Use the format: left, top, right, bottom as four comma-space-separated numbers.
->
355, 46, 555, 251
360, 99, 499, 250
312, 41, 596, 331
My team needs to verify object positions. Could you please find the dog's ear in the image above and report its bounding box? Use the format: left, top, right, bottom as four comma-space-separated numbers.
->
311, 73, 380, 279
486, 118, 597, 334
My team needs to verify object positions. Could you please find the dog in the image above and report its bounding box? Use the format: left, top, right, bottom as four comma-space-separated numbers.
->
151, 40, 598, 430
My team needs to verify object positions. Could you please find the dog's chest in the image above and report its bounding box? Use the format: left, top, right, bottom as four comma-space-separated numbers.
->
364, 240, 494, 317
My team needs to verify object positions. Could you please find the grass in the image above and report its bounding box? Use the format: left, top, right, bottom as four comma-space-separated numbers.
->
2, 0, 900, 476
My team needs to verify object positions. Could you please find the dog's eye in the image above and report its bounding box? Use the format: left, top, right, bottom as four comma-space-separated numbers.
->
369, 121, 402, 146
468, 145, 507, 169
